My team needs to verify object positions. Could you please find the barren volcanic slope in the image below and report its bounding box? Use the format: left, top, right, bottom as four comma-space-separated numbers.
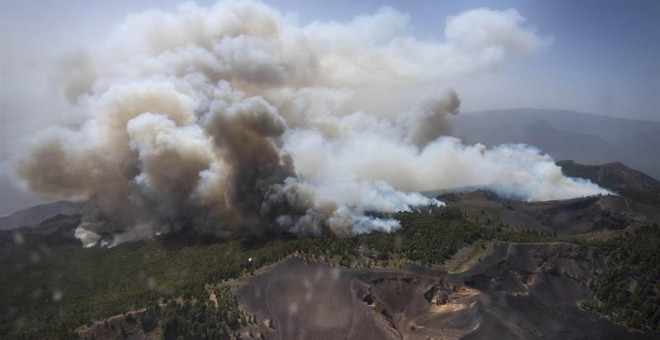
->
2, 0, 659, 338
231, 162, 660, 339
1, 161, 658, 339
236, 243, 653, 340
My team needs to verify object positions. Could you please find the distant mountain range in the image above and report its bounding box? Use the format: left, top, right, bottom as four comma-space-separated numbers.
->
0, 201, 82, 230
449, 109, 660, 180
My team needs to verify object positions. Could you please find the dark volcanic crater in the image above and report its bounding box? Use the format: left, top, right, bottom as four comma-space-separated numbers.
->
235, 243, 655, 339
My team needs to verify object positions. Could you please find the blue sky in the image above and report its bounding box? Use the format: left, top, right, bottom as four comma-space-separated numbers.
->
0, 0, 658, 214
220, 0, 660, 119
2, 0, 658, 119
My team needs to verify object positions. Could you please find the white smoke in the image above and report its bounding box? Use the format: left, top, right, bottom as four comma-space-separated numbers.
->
13, 1, 606, 246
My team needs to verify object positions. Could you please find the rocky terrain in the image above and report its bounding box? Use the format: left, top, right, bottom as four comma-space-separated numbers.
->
234, 242, 654, 339
1, 160, 659, 339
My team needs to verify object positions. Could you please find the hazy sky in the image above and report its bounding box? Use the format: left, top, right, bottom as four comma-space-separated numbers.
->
3, 0, 657, 119
0, 0, 658, 215
267, 0, 660, 120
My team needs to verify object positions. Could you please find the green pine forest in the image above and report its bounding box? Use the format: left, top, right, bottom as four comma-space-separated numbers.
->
2, 204, 658, 338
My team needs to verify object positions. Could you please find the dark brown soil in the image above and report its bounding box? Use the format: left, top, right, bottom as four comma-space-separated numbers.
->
235, 242, 657, 339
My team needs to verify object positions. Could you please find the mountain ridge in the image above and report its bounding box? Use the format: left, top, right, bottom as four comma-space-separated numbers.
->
449, 109, 660, 180
0, 201, 82, 231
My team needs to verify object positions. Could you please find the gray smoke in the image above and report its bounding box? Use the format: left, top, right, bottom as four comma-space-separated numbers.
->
13, 1, 607, 246
410, 90, 461, 147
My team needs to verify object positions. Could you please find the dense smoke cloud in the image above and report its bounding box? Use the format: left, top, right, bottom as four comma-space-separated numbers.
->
13, 1, 606, 246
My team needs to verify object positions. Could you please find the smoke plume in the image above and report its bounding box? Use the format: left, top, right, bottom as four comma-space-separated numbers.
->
13, 1, 607, 246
